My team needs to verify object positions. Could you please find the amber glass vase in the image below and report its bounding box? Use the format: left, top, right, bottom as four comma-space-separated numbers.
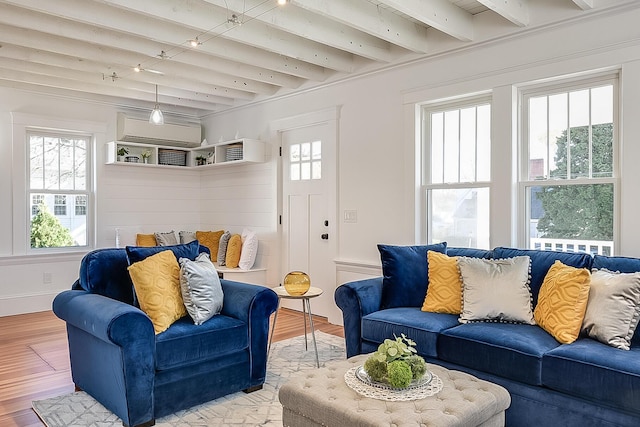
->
283, 271, 311, 296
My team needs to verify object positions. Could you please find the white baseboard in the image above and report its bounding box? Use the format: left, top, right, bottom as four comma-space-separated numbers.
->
0, 292, 58, 317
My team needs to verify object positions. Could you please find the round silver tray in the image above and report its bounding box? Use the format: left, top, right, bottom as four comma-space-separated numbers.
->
355, 366, 432, 391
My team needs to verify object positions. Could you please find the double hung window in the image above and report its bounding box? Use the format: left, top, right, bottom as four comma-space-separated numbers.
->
29, 131, 91, 249
423, 98, 491, 249
521, 76, 617, 255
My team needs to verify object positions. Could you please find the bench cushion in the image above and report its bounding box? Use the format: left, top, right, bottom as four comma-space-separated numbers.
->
439, 322, 560, 385
155, 314, 248, 370
542, 338, 640, 415
361, 307, 459, 358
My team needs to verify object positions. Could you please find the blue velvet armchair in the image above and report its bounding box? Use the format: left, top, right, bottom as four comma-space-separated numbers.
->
53, 247, 278, 427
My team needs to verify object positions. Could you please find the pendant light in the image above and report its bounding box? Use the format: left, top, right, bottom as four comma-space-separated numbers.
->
149, 84, 164, 125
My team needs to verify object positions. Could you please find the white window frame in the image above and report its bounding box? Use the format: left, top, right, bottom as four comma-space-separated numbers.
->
11, 113, 100, 256
518, 73, 619, 253
421, 95, 492, 248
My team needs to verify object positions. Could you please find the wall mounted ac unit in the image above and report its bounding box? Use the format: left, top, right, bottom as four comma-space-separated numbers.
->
116, 113, 201, 147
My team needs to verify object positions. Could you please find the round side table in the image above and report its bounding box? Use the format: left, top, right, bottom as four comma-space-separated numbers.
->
268, 286, 324, 368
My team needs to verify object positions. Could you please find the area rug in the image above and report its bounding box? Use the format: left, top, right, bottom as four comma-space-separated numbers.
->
32, 331, 345, 427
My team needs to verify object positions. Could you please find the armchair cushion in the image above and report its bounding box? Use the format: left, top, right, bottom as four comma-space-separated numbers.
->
378, 243, 447, 309
155, 315, 248, 371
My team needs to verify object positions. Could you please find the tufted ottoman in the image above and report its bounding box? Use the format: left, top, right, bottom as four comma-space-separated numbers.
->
278, 354, 510, 427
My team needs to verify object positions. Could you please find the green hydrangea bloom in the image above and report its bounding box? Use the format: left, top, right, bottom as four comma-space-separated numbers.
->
406, 355, 427, 380
363, 357, 387, 382
387, 360, 413, 388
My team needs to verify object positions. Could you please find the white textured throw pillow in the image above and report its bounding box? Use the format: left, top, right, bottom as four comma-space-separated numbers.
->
179, 253, 224, 325
582, 269, 640, 350
238, 229, 258, 270
458, 256, 534, 324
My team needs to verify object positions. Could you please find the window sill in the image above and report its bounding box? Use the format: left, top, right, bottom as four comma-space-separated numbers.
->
0, 251, 87, 266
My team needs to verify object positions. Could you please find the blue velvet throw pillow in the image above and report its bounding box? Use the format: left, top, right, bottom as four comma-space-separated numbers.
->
126, 240, 202, 265
378, 243, 447, 309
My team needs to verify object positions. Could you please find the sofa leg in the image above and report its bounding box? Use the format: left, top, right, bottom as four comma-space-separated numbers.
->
74, 384, 82, 392
124, 420, 155, 427
243, 385, 263, 393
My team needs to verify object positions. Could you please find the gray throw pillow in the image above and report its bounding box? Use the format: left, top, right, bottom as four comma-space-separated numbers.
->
179, 253, 224, 325
217, 231, 231, 265
155, 230, 178, 246
179, 230, 197, 244
582, 269, 640, 350
458, 256, 535, 324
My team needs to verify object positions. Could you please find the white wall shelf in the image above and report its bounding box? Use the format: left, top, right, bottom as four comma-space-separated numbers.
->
106, 138, 265, 169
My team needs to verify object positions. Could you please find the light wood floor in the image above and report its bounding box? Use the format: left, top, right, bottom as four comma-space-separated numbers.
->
0, 308, 344, 427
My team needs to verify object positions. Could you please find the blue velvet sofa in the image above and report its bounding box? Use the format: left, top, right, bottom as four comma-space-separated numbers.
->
53, 243, 278, 427
335, 244, 640, 427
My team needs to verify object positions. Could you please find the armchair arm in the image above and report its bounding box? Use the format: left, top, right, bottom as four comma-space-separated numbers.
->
334, 277, 383, 358
220, 280, 278, 386
53, 290, 155, 427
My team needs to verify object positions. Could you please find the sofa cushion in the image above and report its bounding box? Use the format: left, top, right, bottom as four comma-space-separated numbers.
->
155, 230, 178, 246
135, 233, 157, 247
196, 230, 225, 255
155, 314, 248, 371
179, 253, 224, 325
593, 254, 640, 273
422, 251, 462, 314
581, 269, 640, 350
378, 243, 447, 309
446, 247, 492, 259
534, 260, 591, 344
542, 338, 640, 415
438, 322, 561, 385
128, 250, 187, 334
361, 307, 459, 358
458, 256, 534, 324
492, 247, 593, 305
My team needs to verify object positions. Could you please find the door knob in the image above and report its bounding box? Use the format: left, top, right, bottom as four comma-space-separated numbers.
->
321, 233, 329, 240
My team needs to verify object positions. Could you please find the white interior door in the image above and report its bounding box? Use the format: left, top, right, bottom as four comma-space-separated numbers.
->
281, 122, 338, 322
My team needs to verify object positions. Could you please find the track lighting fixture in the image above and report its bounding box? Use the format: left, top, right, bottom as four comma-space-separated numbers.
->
134, 64, 143, 72
277, 0, 288, 5
149, 84, 164, 125
189, 37, 201, 47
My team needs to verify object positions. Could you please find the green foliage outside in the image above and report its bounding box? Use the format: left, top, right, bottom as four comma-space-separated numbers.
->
30, 204, 74, 248
535, 124, 614, 241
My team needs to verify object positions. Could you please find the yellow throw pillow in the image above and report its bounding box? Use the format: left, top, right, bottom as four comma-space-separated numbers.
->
534, 260, 591, 344
225, 234, 242, 268
196, 230, 225, 255
136, 233, 157, 247
128, 250, 186, 334
422, 251, 462, 314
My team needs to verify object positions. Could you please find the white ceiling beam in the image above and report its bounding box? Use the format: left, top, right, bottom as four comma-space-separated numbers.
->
0, 64, 228, 111
377, 0, 474, 42
0, 43, 237, 106
0, 0, 327, 82
476, 0, 529, 26
102, 0, 354, 72
291, 0, 429, 53
202, 0, 395, 62
572, 0, 594, 10
0, 21, 257, 101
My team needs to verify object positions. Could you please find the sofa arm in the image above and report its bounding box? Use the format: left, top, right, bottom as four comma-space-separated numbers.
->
52, 290, 155, 427
220, 280, 278, 386
334, 277, 383, 358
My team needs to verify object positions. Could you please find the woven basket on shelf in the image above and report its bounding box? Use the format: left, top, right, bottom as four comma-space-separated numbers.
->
158, 149, 187, 166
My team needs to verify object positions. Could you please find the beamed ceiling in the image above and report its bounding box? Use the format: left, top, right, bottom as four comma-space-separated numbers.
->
0, 0, 625, 117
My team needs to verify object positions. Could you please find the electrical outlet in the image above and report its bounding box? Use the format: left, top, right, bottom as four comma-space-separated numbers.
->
43, 272, 52, 285
343, 210, 358, 223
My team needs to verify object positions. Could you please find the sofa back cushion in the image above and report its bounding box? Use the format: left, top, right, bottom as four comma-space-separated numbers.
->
378, 243, 447, 309
446, 247, 492, 259
77, 248, 136, 305
492, 247, 593, 305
